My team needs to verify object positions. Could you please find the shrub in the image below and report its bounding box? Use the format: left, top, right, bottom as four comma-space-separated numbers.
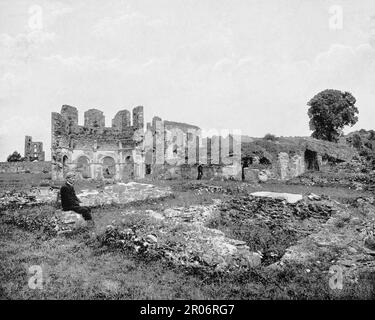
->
264, 133, 278, 141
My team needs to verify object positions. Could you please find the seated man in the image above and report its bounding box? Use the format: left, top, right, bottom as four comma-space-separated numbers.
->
60, 172, 93, 225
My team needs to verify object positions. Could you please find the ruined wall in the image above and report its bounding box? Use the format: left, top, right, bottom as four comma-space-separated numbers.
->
277, 152, 305, 180
112, 110, 131, 130
24, 136, 45, 161
240, 137, 357, 182
84, 109, 105, 130
0, 161, 51, 174
51, 105, 145, 181
52, 104, 243, 182
153, 164, 241, 181
144, 117, 242, 180
133, 106, 144, 129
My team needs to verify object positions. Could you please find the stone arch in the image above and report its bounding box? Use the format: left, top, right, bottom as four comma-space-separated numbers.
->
76, 155, 91, 178
102, 156, 116, 178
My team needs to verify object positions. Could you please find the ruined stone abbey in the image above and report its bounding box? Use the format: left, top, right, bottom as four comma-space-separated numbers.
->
51, 105, 242, 181
47, 104, 358, 183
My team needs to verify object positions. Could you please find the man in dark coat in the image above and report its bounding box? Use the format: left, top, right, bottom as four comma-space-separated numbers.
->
60, 172, 93, 223
197, 164, 203, 180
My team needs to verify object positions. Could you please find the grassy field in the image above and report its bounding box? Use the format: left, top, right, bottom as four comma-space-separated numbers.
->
1, 176, 374, 299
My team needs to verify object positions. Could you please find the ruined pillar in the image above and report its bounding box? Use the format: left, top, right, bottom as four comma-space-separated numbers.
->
24, 136, 32, 161
220, 132, 231, 165
132, 106, 144, 130
198, 135, 208, 165
51, 112, 67, 181
61, 105, 78, 127
278, 152, 290, 180
187, 129, 198, 165
153, 117, 164, 165
112, 109, 131, 130
210, 135, 220, 165
84, 109, 105, 129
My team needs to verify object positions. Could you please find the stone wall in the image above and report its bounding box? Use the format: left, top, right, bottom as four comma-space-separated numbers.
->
51, 105, 145, 181
149, 163, 242, 181
0, 161, 51, 174
276, 152, 305, 180
144, 117, 242, 181
51, 105, 243, 182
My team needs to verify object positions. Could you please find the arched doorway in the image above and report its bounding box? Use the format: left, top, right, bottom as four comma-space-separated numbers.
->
62, 155, 69, 175
145, 150, 152, 175
305, 149, 320, 171
122, 154, 134, 180
77, 156, 91, 178
102, 156, 116, 178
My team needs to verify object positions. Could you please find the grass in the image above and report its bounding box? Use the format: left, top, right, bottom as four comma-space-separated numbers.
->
2, 222, 373, 300
1, 178, 375, 299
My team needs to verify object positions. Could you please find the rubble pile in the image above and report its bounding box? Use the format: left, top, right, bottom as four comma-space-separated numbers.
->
287, 171, 375, 191
207, 195, 338, 265
219, 195, 336, 222
274, 196, 375, 284
98, 202, 263, 272
2, 209, 91, 236
2, 211, 60, 236
178, 181, 258, 196
0, 187, 58, 211
98, 223, 262, 272
334, 158, 368, 173
178, 182, 226, 193
99, 225, 155, 254
162, 201, 222, 224
0, 191, 37, 208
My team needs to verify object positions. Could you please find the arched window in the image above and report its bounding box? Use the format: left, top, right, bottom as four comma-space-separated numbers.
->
102, 156, 116, 178
77, 156, 90, 178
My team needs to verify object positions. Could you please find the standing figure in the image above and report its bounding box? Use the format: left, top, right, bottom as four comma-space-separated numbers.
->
197, 164, 203, 180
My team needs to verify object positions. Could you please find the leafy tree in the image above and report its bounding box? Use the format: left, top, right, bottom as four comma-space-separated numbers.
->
264, 133, 278, 141
7, 151, 22, 162
307, 89, 358, 142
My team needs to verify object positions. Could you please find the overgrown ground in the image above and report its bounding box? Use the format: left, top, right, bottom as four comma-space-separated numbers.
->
1, 174, 375, 299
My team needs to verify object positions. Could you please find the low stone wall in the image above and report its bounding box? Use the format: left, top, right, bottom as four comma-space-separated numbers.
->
276, 152, 305, 180
149, 163, 242, 180
0, 161, 51, 174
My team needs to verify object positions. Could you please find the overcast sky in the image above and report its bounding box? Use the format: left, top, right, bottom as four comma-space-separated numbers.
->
1, 0, 375, 161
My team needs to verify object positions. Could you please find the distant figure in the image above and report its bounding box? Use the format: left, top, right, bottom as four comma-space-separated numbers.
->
105, 168, 110, 176
197, 164, 203, 180
60, 172, 94, 225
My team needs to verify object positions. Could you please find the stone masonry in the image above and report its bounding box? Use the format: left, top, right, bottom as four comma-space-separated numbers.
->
51, 105, 242, 181
24, 136, 45, 161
